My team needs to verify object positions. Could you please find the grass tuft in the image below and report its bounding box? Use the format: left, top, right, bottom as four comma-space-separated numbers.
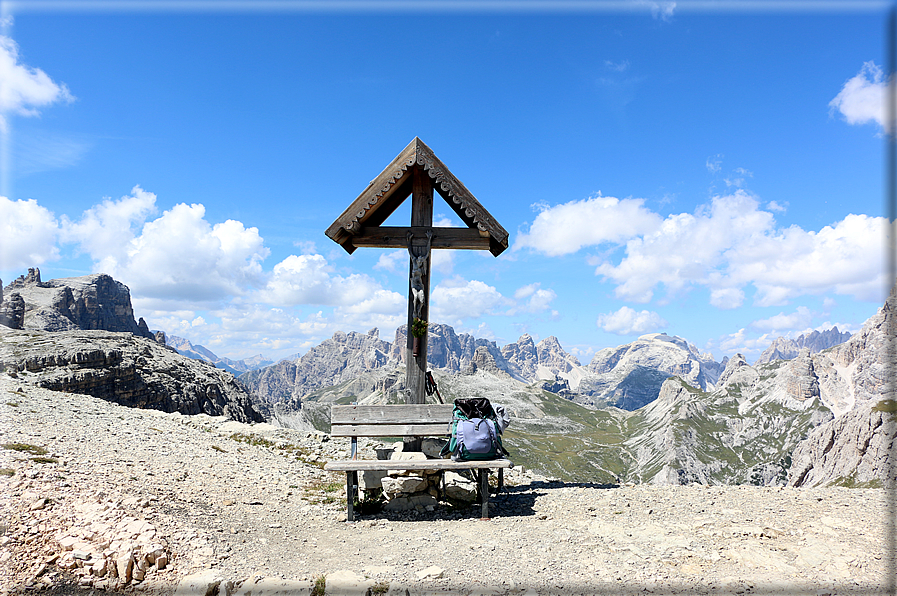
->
2, 443, 48, 455
311, 574, 326, 596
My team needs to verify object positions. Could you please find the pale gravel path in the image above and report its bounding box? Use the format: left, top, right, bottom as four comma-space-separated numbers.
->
0, 374, 892, 596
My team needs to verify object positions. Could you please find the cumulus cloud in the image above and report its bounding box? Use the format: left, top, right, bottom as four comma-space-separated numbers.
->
0, 196, 59, 269
430, 277, 508, 323
514, 282, 557, 313
829, 61, 890, 131
515, 194, 662, 256
374, 250, 405, 274
261, 254, 402, 311
109, 203, 268, 303
750, 306, 813, 333
709, 287, 744, 310
61, 185, 157, 261
0, 35, 74, 131
58, 190, 271, 305
591, 190, 888, 306
597, 306, 667, 335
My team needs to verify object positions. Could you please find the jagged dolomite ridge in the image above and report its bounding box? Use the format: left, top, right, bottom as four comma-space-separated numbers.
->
756, 327, 852, 365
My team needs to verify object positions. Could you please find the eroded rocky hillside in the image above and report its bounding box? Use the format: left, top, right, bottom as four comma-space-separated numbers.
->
0, 269, 263, 423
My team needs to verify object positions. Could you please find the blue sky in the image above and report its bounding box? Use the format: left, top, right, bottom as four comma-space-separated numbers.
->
0, 1, 892, 364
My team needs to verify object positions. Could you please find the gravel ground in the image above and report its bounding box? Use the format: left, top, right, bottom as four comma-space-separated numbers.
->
0, 374, 892, 596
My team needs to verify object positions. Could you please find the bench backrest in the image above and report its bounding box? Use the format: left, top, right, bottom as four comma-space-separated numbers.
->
330, 404, 454, 437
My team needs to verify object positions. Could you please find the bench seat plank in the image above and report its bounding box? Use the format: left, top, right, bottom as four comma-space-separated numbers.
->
324, 458, 513, 472
330, 423, 450, 437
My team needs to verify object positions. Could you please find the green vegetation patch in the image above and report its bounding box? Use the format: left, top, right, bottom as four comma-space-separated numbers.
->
311, 575, 326, 596
0, 468, 14, 477
873, 399, 897, 413
31, 457, 58, 464
2, 443, 48, 455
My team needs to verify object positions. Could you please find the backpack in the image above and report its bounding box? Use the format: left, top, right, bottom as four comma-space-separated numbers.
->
440, 398, 509, 461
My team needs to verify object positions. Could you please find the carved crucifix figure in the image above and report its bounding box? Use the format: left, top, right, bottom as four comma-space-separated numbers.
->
407, 230, 433, 319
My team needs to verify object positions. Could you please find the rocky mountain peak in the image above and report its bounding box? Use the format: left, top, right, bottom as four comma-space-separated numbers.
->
717, 353, 755, 389
0, 269, 156, 340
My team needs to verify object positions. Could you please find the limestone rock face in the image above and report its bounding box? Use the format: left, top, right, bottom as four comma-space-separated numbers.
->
390, 323, 505, 374
788, 402, 896, 487
0, 329, 263, 423
756, 327, 852, 365
501, 334, 581, 381
0, 292, 25, 329
240, 328, 394, 409
576, 333, 723, 410
1, 269, 155, 339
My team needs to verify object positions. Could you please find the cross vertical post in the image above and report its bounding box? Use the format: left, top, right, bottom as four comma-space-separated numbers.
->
406, 167, 434, 406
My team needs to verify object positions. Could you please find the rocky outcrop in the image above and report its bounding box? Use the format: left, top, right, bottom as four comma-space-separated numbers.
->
787, 401, 896, 487
756, 327, 852, 365
0, 329, 262, 423
389, 323, 505, 374
1, 268, 156, 340
0, 292, 25, 329
501, 334, 581, 381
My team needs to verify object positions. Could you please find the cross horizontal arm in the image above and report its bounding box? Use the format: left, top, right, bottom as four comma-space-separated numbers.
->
348, 226, 491, 250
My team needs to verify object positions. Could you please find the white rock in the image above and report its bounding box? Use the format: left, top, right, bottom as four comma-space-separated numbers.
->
415, 565, 444, 580
174, 571, 225, 596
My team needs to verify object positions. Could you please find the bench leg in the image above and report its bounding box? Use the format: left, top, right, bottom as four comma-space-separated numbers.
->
498, 468, 504, 493
346, 471, 358, 522
478, 469, 489, 519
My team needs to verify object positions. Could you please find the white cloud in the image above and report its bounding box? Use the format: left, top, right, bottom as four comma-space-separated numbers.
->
591, 191, 889, 306
0, 196, 59, 269
261, 253, 402, 310
634, 0, 675, 20
597, 306, 667, 335
605, 60, 630, 72
515, 193, 662, 256
709, 287, 744, 309
719, 328, 772, 359
61, 185, 157, 261
706, 155, 723, 174
514, 282, 557, 313
99, 201, 269, 303
0, 36, 74, 131
750, 306, 813, 333
766, 200, 787, 213
374, 250, 405, 274
430, 277, 508, 324
829, 61, 889, 130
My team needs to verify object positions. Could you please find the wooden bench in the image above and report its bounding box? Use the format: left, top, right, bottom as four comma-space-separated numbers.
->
323, 403, 513, 521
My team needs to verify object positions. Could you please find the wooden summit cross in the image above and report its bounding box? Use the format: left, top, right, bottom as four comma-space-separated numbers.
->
325, 137, 508, 431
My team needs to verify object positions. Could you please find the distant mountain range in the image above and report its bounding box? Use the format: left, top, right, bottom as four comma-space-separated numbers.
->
165, 335, 273, 375
237, 297, 891, 489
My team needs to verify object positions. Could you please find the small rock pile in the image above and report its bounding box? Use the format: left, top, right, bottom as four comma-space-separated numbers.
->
53, 495, 170, 586
357, 440, 480, 513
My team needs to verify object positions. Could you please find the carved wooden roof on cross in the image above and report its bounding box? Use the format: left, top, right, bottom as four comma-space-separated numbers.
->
325, 137, 509, 257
